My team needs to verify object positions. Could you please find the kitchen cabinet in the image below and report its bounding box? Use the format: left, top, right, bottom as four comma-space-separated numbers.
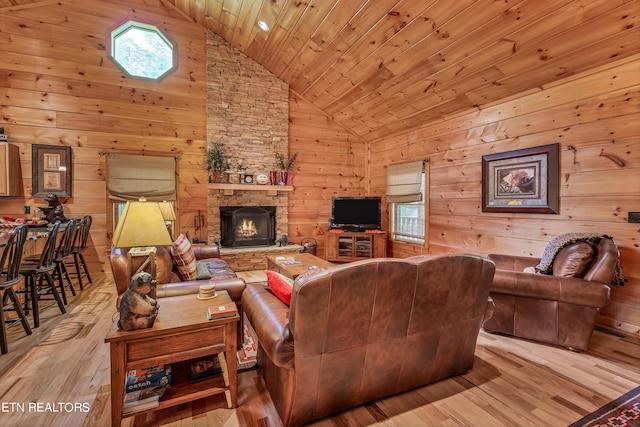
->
0, 142, 20, 196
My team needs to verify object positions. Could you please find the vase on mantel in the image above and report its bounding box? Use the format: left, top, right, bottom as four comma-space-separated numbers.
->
278, 171, 289, 185
210, 169, 225, 184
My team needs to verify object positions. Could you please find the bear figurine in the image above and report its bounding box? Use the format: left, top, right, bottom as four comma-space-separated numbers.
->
42, 193, 67, 223
117, 271, 159, 331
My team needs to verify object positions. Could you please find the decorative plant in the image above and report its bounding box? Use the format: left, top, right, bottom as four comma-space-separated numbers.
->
274, 151, 298, 170
206, 143, 226, 171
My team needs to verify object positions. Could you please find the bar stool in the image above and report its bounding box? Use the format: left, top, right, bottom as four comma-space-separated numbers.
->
0, 224, 31, 354
52, 219, 77, 305
19, 221, 66, 328
66, 215, 92, 290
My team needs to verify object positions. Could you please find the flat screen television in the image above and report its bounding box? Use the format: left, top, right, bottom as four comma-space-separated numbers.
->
331, 197, 381, 231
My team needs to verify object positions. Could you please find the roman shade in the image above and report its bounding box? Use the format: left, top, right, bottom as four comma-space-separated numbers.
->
107, 154, 176, 202
386, 161, 423, 203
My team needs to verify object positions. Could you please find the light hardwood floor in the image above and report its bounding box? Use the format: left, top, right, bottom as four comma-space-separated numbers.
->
1, 272, 639, 427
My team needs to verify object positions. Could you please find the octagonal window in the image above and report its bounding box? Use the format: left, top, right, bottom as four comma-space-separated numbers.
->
111, 21, 175, 80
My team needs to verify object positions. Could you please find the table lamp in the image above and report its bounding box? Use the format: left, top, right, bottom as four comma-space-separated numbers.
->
112, 200, 174, 288
158, 201, 176, 239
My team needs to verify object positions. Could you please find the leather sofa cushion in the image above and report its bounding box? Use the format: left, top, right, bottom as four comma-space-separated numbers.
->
552, 242, 594, 278
207, 258, 237, 280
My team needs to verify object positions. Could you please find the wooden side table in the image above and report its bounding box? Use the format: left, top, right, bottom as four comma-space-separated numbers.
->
104, 291, 239, 427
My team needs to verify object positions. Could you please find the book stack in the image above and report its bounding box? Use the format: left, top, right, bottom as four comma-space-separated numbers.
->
123, 365, 172, 415
122, 387, 166, 415
207, 303, 236, 320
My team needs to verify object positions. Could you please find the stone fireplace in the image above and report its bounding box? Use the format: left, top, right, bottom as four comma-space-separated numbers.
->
207, 189, 289, 246
220, 206, 276, 247
205, 32, 290, 249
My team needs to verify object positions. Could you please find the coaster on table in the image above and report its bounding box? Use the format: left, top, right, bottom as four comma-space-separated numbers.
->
197, 284, 217, 300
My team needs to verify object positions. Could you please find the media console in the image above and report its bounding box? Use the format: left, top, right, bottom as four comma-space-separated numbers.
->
325, 230, 387, 262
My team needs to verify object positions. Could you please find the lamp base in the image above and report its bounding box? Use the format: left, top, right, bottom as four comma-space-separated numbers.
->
128, 247, 157, 299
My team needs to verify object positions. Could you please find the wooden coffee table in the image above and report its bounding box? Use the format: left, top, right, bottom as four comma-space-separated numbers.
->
105, 291, 239, 427
266, 252, 333, 280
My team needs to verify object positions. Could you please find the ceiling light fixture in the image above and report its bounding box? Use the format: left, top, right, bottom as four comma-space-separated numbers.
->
257, 20, 270, 32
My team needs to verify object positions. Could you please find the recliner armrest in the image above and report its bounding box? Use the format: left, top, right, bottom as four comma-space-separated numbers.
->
242, 283, 294, 369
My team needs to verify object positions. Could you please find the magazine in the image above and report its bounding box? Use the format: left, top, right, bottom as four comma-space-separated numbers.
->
189, 356, 222, 383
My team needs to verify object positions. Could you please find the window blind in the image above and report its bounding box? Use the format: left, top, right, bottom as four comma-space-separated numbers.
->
107, 154, 176, 202
386, 161, 423, 203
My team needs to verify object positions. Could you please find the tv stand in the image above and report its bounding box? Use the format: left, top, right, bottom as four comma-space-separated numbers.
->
326, 231, 387, 262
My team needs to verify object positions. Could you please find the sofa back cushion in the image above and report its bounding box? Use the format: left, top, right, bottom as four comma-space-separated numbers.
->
552, 242, 594, 278
171, 234, 197, 281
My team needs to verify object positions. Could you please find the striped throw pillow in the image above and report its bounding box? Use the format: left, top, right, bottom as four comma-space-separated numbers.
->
171, 234, 197, 281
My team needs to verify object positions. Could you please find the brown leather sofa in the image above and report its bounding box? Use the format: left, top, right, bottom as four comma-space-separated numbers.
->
110, 245, 246, 342
482, 236, 618, 352
242, 254, 495, 427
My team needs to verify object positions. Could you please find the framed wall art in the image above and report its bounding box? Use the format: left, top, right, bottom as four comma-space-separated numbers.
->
482, 143, 559, 214
32, 144, 72, 197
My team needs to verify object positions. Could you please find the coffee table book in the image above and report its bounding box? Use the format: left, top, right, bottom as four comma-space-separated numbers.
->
125, 365, 171, 393
207, 303, 236, 320
122, 387, 166, 415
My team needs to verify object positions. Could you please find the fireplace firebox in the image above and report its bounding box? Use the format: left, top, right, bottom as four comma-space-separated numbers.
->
220, 206, 276, 247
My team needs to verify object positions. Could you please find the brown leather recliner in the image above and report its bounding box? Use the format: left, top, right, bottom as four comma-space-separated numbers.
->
242, 254, 496, 427
482, 236, 619, 352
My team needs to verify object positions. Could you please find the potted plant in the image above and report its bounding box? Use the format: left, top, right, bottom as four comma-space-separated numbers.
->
206, 143, 226, 183
273, 151, 297, 185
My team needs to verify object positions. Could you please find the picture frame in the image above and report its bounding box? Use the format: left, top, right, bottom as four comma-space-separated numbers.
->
482, 143, 559, 214
32, 144, 72, 198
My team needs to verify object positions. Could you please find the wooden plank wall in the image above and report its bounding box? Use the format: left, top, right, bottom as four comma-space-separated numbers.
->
288, 91, 368, 258
0, 0, 208, 273
368, 55, 640, 335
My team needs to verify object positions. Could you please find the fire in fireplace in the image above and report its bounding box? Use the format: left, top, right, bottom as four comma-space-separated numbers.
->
220, 206, 276, 247
238, 218, 258, 238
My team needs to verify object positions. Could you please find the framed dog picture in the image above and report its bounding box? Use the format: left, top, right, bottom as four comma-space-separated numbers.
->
482, 143, 559, 214
32, 144, 72, 197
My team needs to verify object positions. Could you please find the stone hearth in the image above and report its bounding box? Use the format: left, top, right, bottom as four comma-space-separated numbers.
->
220, 244, 303, 272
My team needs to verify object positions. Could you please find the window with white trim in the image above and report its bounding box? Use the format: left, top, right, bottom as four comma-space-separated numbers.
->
110, 21, 176, 80
107, 153, 177, 234
391, 172, 426, 244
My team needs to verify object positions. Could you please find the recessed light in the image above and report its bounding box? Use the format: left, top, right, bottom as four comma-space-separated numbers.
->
257, 20, 270, 32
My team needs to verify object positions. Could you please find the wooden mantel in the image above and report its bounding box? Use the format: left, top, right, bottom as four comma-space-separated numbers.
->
207, 183, 293, 196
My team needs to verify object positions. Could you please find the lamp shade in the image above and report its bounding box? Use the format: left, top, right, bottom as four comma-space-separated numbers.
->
158, 201, 176, 221
112, 201, 173, 248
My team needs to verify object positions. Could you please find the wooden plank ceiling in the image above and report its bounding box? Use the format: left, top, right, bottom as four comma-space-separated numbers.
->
2, 0, 639, 142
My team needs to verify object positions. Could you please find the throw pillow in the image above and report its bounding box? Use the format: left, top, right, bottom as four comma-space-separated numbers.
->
195, 261, 212, 280
266, 270, 294, 305
171, 234, 197, 281
552, 242, 594, 278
